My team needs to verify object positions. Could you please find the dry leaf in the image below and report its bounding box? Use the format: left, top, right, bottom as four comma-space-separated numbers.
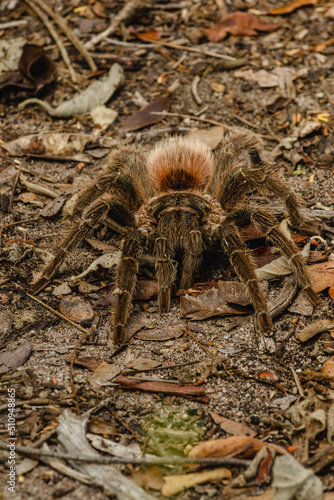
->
124, 357, 161, 370
203, 12, 278, 43
40, 196, 67, 217
58, 296, 94, 323
162, 468, 231, 497
210, 412, 257, 437
180, 281, 252, 320
186, 126, 225, 148
189, 436, 286, 459
74, 356, 103, 372
88, 419, 118, 436
134, 279, 159, 300
136, 322, 185, 341
19, 63, 124, 117
114, 376, 209, 402
2, 133, 97, 157
267, 0, 318, 15
131, 466, 164, 491
88, 361, 122, 391
307, 261, 334, 292
297, 319, 334, 342
234, 67, 305, 89
129, 26, 161, 42
19, 43, 56, 87
0, 342, 32, 375
321, 357, 334, 378
119, 97, 171, 132
90, 105, 118, 128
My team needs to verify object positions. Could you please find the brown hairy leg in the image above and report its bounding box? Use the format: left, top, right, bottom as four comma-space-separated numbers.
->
180, 229, 204, 289
153, 234, 175, 312
226, 208, 320, 305
113, 229, 144, 344
216, 222, 273, 332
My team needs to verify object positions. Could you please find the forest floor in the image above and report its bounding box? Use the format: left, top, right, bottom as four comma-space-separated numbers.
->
0, 0, 334, 499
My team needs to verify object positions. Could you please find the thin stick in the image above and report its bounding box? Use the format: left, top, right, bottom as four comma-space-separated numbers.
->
84, 0, 148, 51
8, 162, 22, 213
191, 75, 203, 105
151, 111, 276, 140
30, 0, 97, 72
23, 0, 77, 83
290, 366, 304, 398
14, 282, 91, 336
0, 440, 251, 467
186, 324, 227, 361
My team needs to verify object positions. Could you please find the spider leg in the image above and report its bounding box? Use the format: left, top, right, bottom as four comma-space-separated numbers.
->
214, 222, 273, 332
153, 234, 175, 313
226, 208, 320, 306
208, 130, 311, 230
30, 195, 134, 294
180, 229, 203, 289
113, 229, 144, 345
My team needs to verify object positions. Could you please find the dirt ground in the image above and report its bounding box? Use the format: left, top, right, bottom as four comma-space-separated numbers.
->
1, 1, 334, 499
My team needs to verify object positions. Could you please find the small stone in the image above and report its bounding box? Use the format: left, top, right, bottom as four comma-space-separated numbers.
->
53, 282, 72, 296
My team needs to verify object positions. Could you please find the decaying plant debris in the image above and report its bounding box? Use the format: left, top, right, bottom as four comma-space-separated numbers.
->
1, 0, 334, 499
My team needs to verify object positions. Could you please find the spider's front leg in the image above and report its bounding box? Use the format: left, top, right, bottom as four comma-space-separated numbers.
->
209, 221, 273, 332
113, 228, 146, 345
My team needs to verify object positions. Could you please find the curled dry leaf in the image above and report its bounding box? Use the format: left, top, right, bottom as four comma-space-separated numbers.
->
307, 261, 334, 293
189, 436, 286, 459
129, 26, 161, 42
18, 63, 124, 117
19, 44, 57, 87
119, 97, 171, 132
162, 468, 231, 497
321, 356, 334, 378
202, 12, 278, 43
267, 0, 318, 15
58, 296, 94, 323
180, 280, 252, 320
3, 133, 98, 157
297, 319, 334, 342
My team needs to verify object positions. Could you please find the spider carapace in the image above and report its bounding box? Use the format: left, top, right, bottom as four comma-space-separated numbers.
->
30, 130, 320, 344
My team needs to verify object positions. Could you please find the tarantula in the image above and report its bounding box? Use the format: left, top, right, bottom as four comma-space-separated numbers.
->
30, 130, 319, 344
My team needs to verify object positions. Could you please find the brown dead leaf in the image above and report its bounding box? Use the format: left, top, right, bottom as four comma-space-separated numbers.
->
321, 356, 334, 378
114, 376, 209, 402
267, 0, 318, 15
180, 281, 252, 320
58, 296, 94, 324
135, 322, 186, 341
119, 97, 171, 132
0, 341, 32, 374
210, 412, 257, 437
129, 26, 161, 42
131, 466, 164, 491
19, 44, 56, 87
162, 468, 232, 497
202, 12, 278, 43
88, 418, 118, 435
88, 361, 122, 391
307, 261, 334, 293
40, 196, 66, 217
124, 357, 161, 371
256, 453, 274, 483
135, 279, 159, 300
297, 319, 334, 342
188, 436, 286, 459
74, 356, 103, 372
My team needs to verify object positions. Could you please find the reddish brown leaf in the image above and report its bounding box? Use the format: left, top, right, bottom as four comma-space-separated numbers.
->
267, 0, 318, 15
188, 436, 286, 459
74, 356, 103, 372
256, 453, 274, 483
129, 26, 161, 42
307, 261, 334, 293
119, 97, 171, 132
59, 296, 94, 323
134, 279, 159, 300
0, 342, 32, 374
202, 12, 278, 43
329, 284, 334, 300
210, 412, 257, 437
114, 376, 209, 402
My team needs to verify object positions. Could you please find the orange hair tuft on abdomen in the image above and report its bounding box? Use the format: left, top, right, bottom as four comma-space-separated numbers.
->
146, 138, 214, 191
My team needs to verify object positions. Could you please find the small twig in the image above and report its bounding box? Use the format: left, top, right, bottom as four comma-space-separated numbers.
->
20, 173, 60, 199
151, 111, 275, 139
30, 0, 97, 72
123, 359, 201, 375
191, 75, 203, 105
0, 440, 251, 467
8, 162, 22, 213
0, 20, 28, 29
84, 0, 150, 51
106, 404, 140, 439
13, 282, 91, 336
23, 0, 77, 83
290, 366, 304, 398
0, 217, 38, 245
186, 324, 227, 361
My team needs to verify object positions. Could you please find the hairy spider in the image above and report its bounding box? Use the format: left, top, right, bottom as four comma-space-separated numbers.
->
30, 130, 319, 344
